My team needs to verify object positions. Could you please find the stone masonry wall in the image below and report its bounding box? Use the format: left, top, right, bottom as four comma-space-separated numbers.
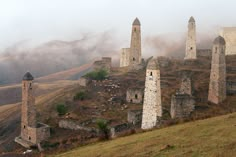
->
170, 94, 195, 119
126, 88, 144, 104
120, 48, 130, 67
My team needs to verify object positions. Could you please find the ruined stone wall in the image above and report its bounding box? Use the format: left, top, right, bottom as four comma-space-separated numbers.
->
170, 94, 195, 119
126, 88, 144, 104
141, 59, 162, 129
220, 27, 236, 55
36, 123, 50, 143
93, 57, 112, 72
185, 17, 197, 60
157, 56, 170, 68
78, 77, 91, 87
226, 81, 236, 95
127, 110, 142, 125
197, 49, 212, 57
208, 38, 226, 104
120, 48, 130, 67
58, 119, 94, 132
179, 75, 192, 95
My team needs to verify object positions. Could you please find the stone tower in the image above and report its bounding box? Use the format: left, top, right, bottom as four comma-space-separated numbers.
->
15, 72, 50, 148
130, 18, 142, 65
141, 58, 162, 130
21, 72, 37, 140
208, 36, 226, 104
185, 16, 197, 60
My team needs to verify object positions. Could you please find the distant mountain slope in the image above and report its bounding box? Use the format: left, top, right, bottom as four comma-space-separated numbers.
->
53, 112, 236, 157
36, 62, 93, 82
0, 34, 118, 84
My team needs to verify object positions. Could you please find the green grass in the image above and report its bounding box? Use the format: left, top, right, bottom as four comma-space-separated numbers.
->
50, 112, 236, 157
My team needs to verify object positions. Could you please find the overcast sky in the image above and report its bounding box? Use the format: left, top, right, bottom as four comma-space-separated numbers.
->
0, 0, 235, 50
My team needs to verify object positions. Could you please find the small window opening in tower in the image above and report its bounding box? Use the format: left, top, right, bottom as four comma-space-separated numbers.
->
130, 99, 133, 103
135, 94, 138, 99
190, 47, 193, 50
215, 47, 217, 53
29, 136, 31, 140
24, 125, 26, 129
29, 83, 32, 89
150, 72, 153, 76
133, 58, 135, 61
134, 28, 136, 32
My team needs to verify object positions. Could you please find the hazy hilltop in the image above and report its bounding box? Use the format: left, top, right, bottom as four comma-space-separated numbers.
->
0, 32, 119, 85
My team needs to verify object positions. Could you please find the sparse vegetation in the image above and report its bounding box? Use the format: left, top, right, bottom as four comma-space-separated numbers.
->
56, 103, 67, 116
52, 113, 236, 157
96, 119, 110, 140
85, 69, 108, 80
73, 91, 87, 101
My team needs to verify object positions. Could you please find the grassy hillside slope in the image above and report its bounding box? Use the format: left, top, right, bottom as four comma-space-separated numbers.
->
52, 112, 236, 157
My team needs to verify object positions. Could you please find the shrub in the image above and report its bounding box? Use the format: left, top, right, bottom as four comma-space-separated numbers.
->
97, 119, 110, 140
56, 103, 67, 116
74, 91, 86, 101
85, 69, 108, 80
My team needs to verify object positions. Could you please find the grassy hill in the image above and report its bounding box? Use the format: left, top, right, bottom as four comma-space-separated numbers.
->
51, 112, 236, 157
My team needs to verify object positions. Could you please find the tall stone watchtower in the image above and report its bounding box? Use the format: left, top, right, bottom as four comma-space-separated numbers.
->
185, 16, 197, 60
141, 58, 162, 130
15, 72, 50, 148
21, 72, 37, 140
130, 18, 142, 65
208, 36, 226, 104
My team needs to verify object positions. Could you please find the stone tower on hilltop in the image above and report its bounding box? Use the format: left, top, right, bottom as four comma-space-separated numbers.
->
15, 72, 50, 148
141, 58, 162, 130
130, 18, 142, 65
120, 18, 142, 67
21, 72, 37, 139
208, 36, 226, 104
185, 16, 197, 60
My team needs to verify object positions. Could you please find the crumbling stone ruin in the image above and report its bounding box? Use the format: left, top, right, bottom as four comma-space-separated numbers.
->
15, 72, 50, 148
78, 76, 91, 87
185, 16, 197, 60
157, 56, 170, 68
226, 81, 236, 95
126, 87, 144, 104
170, 93, 195, 118
197, 49, 212, 58
93, 57, 112, 72
141, 58, 162, 130
127, 110, 142, 125
120, 18, 142, 68
179, 72, 193, 95
208, 36, 226, 104
220, 27, 236, 55
171, 72, 195, 119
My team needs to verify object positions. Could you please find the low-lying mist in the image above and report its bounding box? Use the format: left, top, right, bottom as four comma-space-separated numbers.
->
0, 31, 215, 85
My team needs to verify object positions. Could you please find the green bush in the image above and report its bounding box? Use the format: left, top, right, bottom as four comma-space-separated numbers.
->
74, 91, 86, 101
97, 119, 110, 140
56, 103, 67, 116
85, 69, 108, 80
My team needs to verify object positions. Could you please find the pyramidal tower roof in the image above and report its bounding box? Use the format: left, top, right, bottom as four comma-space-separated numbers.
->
213, 36, 226, 45
147, 58, 159, 70
189, 16, 195, 23
133, 17, 141, 26
23, 72, 34, 81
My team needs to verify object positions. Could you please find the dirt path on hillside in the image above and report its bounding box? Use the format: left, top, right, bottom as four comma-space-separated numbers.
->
0, 104, 21, 153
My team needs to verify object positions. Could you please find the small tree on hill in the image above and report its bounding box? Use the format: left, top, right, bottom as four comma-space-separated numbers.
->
56, 103, 67, 116
97, 119, 110, 140
73, 91, 87, 101
85, 69, 108, 80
